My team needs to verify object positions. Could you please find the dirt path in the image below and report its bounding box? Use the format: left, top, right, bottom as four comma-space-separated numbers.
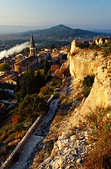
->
9, 79, 70, 169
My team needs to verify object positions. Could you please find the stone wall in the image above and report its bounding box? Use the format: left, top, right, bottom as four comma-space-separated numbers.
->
1, 115, 43, 169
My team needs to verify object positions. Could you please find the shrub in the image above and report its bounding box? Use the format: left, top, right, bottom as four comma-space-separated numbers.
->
59, 93, 66, 103
85, 108, 111, 169
39, 77, 61, 98
40, 85, 54, 96
83, 75, 94, 88
12, 114, 19, 124
53, 92, 59, 99
15, 94, 48, 121
89, 42, 101, 50
103, 48, 111, 57
0, 62, 11, 71
82, 75, 94, 97
49, 77, 62, 88
102, 43, 111, 57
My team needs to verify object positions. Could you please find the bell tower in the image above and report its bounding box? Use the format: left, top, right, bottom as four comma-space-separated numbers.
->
29, 32, 36, 56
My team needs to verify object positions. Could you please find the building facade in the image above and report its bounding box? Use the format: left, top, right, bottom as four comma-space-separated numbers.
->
14, 33, 38, 73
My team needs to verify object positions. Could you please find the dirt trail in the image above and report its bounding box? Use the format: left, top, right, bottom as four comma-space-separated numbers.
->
9, 79, 70, 169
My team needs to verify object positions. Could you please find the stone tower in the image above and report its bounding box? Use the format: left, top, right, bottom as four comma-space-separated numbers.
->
29, 32, 36, 56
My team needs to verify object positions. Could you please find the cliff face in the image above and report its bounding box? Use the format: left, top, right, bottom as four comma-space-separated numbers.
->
68, 44, 111, 126
69, 60, 111, 127
30, 44, 111, 169
80, 61, 111, 110
69, 49, 103, 80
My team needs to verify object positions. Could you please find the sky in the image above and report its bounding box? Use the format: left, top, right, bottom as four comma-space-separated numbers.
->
0, 0, 111, 32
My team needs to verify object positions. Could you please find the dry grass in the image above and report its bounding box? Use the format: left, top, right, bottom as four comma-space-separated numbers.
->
84, 108, 111, 169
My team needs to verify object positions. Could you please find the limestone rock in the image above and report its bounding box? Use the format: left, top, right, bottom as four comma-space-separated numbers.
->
69, 49, 103, 79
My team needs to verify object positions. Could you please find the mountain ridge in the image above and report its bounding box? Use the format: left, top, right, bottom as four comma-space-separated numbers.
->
20, 24, 101, 41
0, 24, 106, 42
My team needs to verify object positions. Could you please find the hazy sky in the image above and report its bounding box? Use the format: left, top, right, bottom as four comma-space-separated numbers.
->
0, 0, 111, 30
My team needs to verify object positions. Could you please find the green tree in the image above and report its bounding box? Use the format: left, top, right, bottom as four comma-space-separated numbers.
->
16, 94, 48, 121
19, 68, 46, 98
0, 62, 11, 71
21, 69, 35, 96
43, 60, 51, 76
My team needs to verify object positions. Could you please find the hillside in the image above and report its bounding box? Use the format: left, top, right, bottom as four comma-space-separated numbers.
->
29, 43, 111, 169
27, 25, 99, 41
0, 25, 104, 42
1, 40, 111, 169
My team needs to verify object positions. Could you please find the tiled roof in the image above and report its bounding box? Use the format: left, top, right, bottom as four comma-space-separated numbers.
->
14, 56, 37, 66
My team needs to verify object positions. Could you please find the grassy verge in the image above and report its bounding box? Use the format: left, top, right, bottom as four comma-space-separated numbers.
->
85, 108, 111, 169
0, 77, 61, 166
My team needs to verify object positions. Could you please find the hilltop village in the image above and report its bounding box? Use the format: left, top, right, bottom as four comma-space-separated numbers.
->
0, 34, 111, 169
0, 33, 69, 84
0, 33, 69, 128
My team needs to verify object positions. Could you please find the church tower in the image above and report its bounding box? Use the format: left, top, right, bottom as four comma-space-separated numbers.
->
29, 32, 36, 56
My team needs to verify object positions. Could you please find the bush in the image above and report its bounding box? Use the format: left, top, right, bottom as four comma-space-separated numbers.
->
39, 77, 61, 98
59, 93, 66, 103
103, 47, 111, 57
0, 62, 11, 71
53, 92, 59, 99
40, 85, 54, 96
12, 114, 19, 124
102, 43, 111, 57
89, 42, 101, 50
11, 93, 48, 126
85, 108, 111, 169
82, 76, 94, 97
49, 77, 62, 88
83, 75, 94, 88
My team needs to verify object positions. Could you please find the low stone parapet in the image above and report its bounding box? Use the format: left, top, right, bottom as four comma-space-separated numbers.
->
1, 114, 43, 169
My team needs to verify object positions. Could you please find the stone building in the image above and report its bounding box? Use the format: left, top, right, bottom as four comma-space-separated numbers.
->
70, 40, 89, 54
14, 33, 38, 73
30, 32, 36, 56
94, 36, 110, 45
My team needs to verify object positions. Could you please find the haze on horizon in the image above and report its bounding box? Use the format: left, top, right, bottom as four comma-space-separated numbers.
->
0, 0, 111, 34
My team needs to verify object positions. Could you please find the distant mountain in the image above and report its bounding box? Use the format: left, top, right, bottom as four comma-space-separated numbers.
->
20, 24, 101, 41
0, 24, 107, 42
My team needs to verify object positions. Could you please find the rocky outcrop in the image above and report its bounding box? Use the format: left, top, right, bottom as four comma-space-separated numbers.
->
37, 126, 91, 169
40, 52, 111, 168
30, 44, 111, 169
54, 61, 70, 79
68, 43, 111, 126
80, 60, 111, 112
69, 49, 103, 79
69, 59, 111, 128
70, 40, 89, 55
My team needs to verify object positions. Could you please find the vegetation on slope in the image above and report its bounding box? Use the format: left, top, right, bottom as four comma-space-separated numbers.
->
89, 40, 111, 58
102, 42, 111, 57
0, 62, 11, 71
0, 60, 61, 166
82, 75, 94, 97
85, 108, 111, 169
